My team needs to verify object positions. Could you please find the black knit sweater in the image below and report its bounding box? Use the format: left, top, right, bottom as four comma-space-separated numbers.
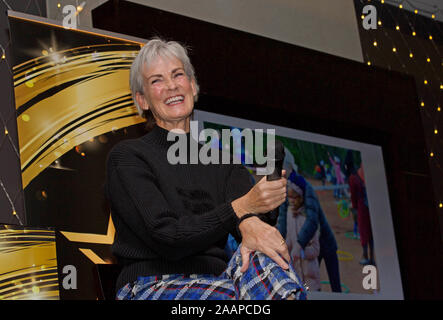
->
105, 124, 253, 290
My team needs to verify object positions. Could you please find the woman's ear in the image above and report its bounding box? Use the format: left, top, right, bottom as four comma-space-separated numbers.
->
136, 92, 149, 111
191, 79, 197, 97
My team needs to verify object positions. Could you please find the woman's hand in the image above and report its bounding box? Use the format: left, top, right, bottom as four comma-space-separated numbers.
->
238, 216, 290, 272
231, 170, 287, 217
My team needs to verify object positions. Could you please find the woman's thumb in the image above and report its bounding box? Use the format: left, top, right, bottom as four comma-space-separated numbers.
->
240, 249, 250, 273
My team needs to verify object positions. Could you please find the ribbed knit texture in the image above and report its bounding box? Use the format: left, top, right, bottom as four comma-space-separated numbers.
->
105, 124, 253, 290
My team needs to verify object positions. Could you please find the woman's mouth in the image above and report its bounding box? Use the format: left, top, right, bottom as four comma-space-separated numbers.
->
164, 95, 184, 106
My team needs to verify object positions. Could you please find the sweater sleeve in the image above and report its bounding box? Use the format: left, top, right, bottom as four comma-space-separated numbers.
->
106, 144, 250, 261
223, 163, 254, 242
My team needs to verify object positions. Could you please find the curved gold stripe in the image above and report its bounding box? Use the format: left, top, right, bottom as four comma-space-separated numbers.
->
0, 268, 58, 285
0, 233, 55, 237
0, 241, 55, 247
1, 281, 59, 300
13, 43, 138, 73
0, 227, 59, 300
0, 274, 59, 295
14, 50, 136, 96
0, 268, 57, 282
2, 291, 59, 300
0, 229, 54, 234
22, 97, 134, 165
14, 45, 146, 187
0, 247, 58, 278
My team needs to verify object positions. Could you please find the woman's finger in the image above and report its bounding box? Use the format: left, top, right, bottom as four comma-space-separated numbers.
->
265, 188, 287, 201
262, 247, 289, 270
262, 178, 286, 191
262, 194, 287, 210
266, 230, 291, 262
240, 246, 252, 273
276, 242, 291, 263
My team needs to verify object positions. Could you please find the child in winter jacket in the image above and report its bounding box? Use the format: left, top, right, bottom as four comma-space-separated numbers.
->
286, 173, 321, 291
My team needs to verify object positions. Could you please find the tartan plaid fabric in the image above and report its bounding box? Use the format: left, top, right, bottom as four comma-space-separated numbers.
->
116, 246, 307, 300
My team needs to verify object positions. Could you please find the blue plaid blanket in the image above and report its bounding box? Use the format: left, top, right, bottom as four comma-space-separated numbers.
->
116, 246, 307, 300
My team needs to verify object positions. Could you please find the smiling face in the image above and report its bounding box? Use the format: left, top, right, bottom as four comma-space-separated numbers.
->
288, 188, 304, 215
136, 55, 197, 132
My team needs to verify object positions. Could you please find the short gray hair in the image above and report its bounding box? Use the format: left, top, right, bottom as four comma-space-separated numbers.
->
130, 37, 200, 118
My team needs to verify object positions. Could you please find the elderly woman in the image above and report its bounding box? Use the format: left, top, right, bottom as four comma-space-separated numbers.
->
105, 38, 306, 300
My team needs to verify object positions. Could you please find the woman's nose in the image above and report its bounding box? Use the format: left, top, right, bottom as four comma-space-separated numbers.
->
165, 77, 178, 90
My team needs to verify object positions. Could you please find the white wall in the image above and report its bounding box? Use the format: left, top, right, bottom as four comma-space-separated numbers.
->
47, 0, 364, 62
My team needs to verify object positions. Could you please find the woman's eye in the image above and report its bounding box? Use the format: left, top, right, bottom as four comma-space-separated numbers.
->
151, 79, 160, 84
174, 72, 184, 77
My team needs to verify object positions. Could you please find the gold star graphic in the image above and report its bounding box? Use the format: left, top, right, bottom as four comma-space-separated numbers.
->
60, 214, 115, 264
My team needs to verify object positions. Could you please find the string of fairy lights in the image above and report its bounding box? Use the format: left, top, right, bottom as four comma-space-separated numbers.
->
380, 0, 443, 18
0, 40, 23, 225
0, 0, 47, 225
361, 0, 443, 209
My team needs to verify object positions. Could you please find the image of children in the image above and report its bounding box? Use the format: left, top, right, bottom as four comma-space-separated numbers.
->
286, 174, 321, 291
314, 160, 327, 186
344, 151, 359, 240
276, 146, 299, 239
202, 121, 377, 294
287, 171, 341, 292
348, 163, 374, 265
328, 152, 345, 199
